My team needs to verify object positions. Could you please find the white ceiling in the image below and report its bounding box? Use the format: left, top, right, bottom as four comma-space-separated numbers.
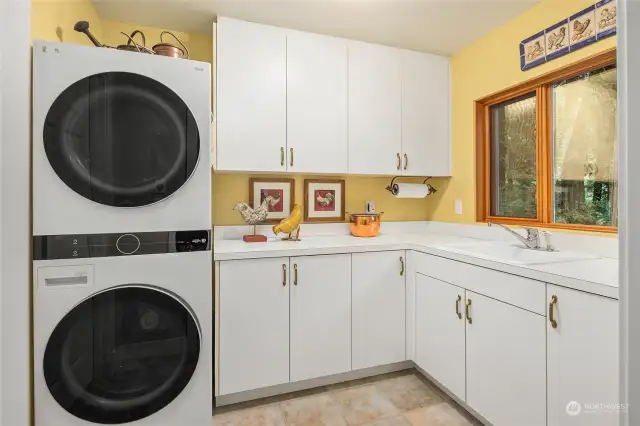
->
92, 0, 540, 55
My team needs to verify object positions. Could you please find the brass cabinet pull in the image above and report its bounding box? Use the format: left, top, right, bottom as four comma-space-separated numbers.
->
397, 153, 401, 170
290, 148, 294, 167
549, 295, 558, 328
399, 256, 404, 276
280, 147, 285, 166
456, 295, 462, 319
282, 264, 287, 286
465, 299, 472, 324
404, 153, 408, 170
294, 263, 298, 286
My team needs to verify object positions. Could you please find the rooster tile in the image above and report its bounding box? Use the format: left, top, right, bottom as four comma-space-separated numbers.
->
569, 5, 596, 49
596, 0, 617, 38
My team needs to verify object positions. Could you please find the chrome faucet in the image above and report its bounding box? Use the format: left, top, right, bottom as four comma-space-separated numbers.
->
487, 223, 556, 251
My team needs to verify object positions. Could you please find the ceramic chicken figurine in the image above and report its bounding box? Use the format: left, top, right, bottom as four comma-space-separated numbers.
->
273, 204, 302, 241
233, 196, 275, 242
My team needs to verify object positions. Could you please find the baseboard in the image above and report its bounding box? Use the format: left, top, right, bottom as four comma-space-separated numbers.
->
215, 361, 413, 406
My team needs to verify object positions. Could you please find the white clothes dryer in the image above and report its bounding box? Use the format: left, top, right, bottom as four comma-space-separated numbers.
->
32, 40, 211, 236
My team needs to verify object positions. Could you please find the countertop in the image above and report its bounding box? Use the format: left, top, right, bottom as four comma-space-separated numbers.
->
214, 233, 619, 299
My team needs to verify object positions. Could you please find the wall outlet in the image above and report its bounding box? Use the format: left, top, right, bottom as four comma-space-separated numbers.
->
455, 199, 463, 215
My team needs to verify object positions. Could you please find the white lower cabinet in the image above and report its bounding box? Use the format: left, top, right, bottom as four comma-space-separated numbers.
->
219, 257, 290, 395
352, 251, 406, 370
547, 285, 619, 426
289, 255, 351, 382
415, 273, 466, 400
465, 291, 546, 426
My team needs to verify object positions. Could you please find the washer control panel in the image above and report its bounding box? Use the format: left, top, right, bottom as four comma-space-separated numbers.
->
33, 230, 211, 260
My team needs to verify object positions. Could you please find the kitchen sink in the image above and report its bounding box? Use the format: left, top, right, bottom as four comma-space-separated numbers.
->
434, 241, 599, 266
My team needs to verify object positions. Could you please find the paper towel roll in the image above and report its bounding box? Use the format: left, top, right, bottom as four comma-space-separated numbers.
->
391, 183, 431, 198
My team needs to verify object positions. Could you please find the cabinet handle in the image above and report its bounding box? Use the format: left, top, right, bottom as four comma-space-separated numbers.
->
465, 299, 472, 324
281, 147, 285, 166
399, 256, 404, 276
282, 264, 287, 287
549, 295, 558, 328
294, 263, 298, 286
456, 295, 462, 319
404, 153, 408, 170
290, 148, 294, 167
397, 153, 401, 170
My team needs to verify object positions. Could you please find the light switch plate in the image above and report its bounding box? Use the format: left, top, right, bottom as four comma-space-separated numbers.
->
455, 199, 463, 215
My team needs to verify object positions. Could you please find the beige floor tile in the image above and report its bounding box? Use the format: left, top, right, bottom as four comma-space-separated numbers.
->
374, 374, 443, 412
212, 403, 286, 426
403, 402, 474, 426
280, 393, 348, 426
360, 415, 412, 426
331, 384, 401, 426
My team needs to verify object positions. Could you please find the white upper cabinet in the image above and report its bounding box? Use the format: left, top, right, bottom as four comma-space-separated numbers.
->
348, 41, 402, 175
287, 31, 348, 173
547, 285, 619, 426
401, 49, 451, 176
216, 17, 287, 172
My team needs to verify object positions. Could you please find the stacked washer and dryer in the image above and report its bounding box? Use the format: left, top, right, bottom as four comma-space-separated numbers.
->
32, 41, 212, 426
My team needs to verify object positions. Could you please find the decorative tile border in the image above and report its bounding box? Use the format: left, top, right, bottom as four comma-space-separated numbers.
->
520, 0, 616, 71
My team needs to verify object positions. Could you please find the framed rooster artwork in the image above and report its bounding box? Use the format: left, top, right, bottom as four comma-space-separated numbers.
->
304, 179, 345, 222
249, 178, 295, 223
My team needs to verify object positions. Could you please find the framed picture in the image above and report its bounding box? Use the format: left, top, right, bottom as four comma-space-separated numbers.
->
249, 178, 295, 223
304, 179, 345, 222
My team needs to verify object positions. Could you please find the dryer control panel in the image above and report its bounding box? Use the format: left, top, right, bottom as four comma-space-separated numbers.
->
33, 230, 211, 260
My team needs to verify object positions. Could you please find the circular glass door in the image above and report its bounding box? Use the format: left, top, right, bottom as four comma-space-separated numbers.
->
43, 286, 201, 424
43, 72, 200, 207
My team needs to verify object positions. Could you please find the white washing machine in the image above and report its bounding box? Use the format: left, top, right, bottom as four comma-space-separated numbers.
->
32, 40, 211, 236
33, 232, 212, 426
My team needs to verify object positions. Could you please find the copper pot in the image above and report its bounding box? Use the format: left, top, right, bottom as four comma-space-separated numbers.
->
153, 31, 189, 59
347, 212, 384, 238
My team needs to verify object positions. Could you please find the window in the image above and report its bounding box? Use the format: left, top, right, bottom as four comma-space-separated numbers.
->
476, 49, 617, 232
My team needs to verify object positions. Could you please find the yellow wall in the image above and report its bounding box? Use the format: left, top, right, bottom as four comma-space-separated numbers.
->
436, 0, 617, 225
213, 174, 443, 225
31, 0, 103, 45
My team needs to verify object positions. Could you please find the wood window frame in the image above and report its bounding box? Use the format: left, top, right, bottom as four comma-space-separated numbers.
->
475, 47, 617, 233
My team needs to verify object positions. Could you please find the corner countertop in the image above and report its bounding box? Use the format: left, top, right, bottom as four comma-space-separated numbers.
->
213, 233, 619, 299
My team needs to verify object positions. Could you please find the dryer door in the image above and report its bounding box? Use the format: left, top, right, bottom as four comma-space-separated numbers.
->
43, 286, 201, 424
43, 72, 200, 208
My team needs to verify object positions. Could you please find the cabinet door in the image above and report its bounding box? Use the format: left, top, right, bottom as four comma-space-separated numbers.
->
216, 18, 286, 172
290, 255, 351, 382
401, 50, 451, 176
352, 251, 406, 370
415, 274, 466, 400
466, 291, 546, 426
287, 31, 347, 173
348, 41, 402, 175
219, 258, 289, 395
547, 285, 619, 426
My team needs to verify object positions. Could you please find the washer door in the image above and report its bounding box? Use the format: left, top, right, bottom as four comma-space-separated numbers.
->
43, 72, 200, 207
43, 286, 201, 424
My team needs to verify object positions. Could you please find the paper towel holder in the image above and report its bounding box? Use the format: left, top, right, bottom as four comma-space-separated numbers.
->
384, 176, 437, 196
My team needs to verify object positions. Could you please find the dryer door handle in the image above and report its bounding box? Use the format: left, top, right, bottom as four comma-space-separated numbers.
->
37, 265, 94, 288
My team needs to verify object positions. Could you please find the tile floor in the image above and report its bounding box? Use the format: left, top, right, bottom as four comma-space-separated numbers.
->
212, 370, 483, 426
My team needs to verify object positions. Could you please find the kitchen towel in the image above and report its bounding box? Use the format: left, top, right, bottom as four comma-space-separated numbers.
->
390, 183, 433, 198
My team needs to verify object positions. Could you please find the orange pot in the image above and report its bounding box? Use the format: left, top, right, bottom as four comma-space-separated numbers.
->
347, 213, 384, 238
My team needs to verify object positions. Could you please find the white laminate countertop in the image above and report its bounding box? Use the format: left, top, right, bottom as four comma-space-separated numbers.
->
214, 232, 619, 299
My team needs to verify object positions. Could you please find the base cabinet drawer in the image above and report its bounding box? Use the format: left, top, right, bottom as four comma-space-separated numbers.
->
466, 291, 546, 426
547, 285, 619, 426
